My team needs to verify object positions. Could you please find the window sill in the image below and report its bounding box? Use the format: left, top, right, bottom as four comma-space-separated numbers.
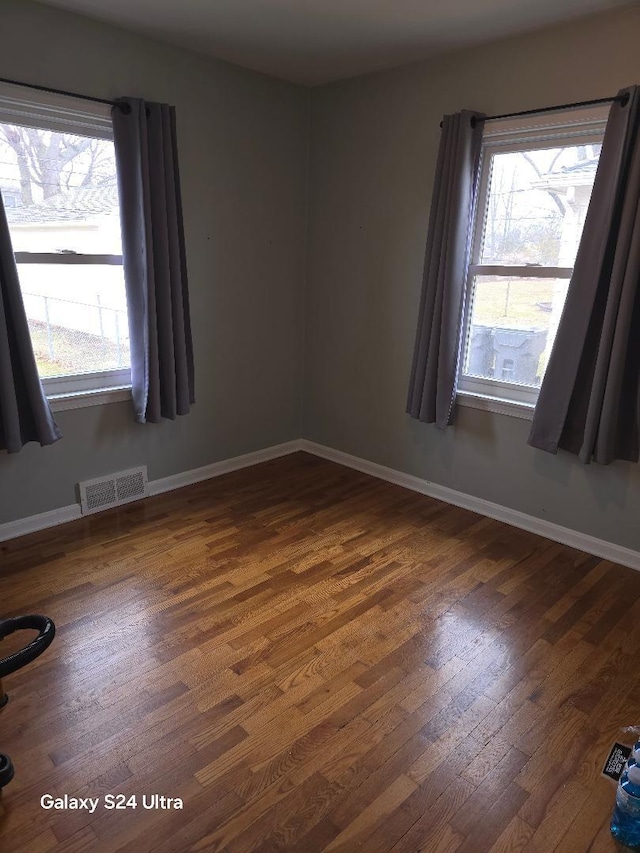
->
457, 391, 534, 421
48, 386, 132, 412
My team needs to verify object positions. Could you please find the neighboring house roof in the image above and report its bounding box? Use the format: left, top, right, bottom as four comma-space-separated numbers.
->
556, 156, 599, 174
534, 157, 599, 191
5, 183, 119, 225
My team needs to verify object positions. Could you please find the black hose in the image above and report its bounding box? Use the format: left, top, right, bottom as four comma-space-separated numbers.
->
0, 753, 14, 788
0, 615, 55, 678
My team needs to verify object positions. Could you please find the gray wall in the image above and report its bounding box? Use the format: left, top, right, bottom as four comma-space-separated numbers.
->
0, 0, 308, 523
304, 4, 640, 551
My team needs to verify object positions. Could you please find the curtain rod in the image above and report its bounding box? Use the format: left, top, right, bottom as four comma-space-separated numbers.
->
441, 92, 628, 128
0, 75, 626, 124
481, 93, 628, 123
0, 75, 117, 108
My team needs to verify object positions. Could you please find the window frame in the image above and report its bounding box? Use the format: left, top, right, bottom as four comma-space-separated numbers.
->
0, 82, 131, 404
456, 106, 609, 416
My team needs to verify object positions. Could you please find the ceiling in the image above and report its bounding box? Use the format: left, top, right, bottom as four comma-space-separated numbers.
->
37, 0, 635, 86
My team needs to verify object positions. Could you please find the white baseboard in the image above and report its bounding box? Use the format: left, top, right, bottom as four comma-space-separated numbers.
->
147, 440, 304, 497
299, 439, 640, 572
0, 440, 303, 544
0, 504, 82, 544
2, 436, 639, 572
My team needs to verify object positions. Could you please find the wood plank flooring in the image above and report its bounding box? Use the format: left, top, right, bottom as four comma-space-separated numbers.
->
0, 451, 638, 852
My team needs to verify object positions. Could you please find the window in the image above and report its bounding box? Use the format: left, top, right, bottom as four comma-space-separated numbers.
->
0, 84, 129, 402
457, 106, 608, 412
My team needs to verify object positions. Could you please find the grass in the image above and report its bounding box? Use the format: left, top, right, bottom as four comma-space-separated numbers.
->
28, 320, 129, 378
470, 278, 555, 328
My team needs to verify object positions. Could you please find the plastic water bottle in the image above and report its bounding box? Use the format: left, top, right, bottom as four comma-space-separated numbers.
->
611, 763, 640, 847
629, 743, 640, 769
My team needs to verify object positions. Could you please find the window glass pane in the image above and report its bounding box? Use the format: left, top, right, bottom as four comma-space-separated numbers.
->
462, 275, 569, 388
0, 123, 121, 254
18, 264, 130, 379
479, 144, 601, 266
0, 118, 128, 388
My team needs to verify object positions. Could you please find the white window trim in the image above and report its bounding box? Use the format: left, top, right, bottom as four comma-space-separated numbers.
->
456, 105, 609, 416
43, 368, 132, 410
457, 391, 534, 421
49, 386, 132, 412
0, 82, 131, 407
468, 265, 572, 279
0, 82, 114, 139
42, 368, 131, 397
15, 252, 123, 265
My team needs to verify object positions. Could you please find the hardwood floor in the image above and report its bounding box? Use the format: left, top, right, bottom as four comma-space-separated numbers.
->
0, 451, 638, 852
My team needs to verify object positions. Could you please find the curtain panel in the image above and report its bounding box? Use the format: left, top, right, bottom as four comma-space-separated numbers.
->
112, 98, 195, 424
0, 192, 61, 453
407, 110, 484, 428
528, 86, 640, 464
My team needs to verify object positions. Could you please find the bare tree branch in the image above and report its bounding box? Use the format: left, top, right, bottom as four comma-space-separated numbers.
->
0, 126, 96, 202
522, 151, 567, 216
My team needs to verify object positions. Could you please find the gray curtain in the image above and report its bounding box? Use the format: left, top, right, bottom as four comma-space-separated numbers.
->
407, 110, 484, 428
0, 192, 61, 453
112, 98, 194, 424
528, 86, 640, 464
